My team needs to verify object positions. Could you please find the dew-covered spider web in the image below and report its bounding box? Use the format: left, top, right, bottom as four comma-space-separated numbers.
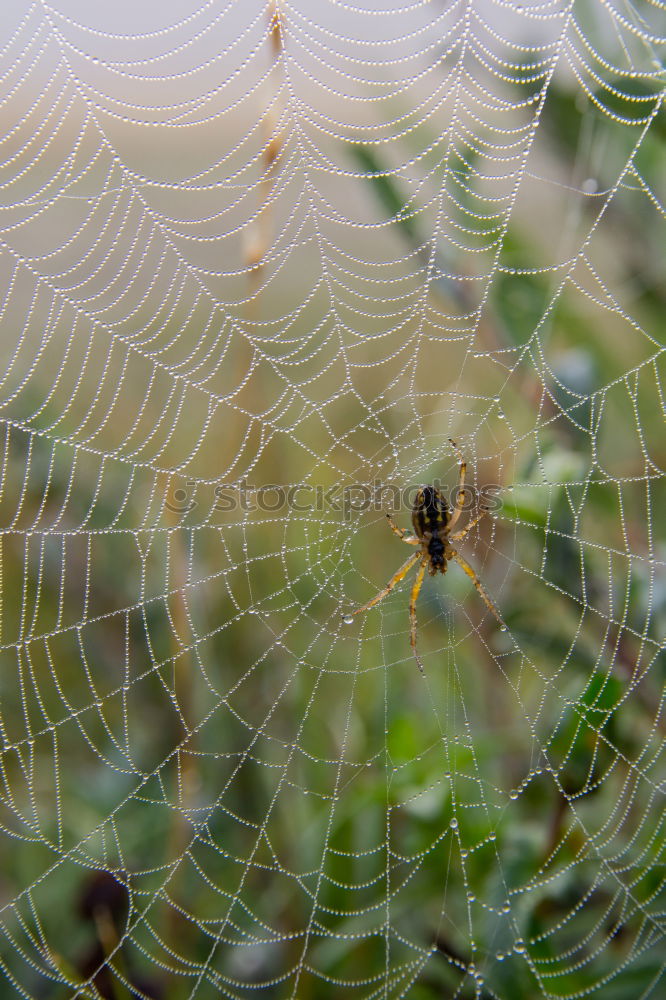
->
0, 1, 664, 997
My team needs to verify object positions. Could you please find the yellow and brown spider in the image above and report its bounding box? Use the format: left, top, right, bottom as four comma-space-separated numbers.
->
350, 440, 504, 671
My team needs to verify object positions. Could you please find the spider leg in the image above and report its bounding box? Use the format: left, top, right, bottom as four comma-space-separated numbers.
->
447, 438, 467, 532
449, 547, 504, 627
385, 513, 420, 544
450, 508, 488, 542
352, 551, 421, 616
409, 556, 428, 672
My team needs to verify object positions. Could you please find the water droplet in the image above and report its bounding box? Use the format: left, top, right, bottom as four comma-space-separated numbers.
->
514, 941, 526, 954
342, 615, 354, 625
499, 624, 508, 632
497, 411, 507, 420
449, 818, 458, 829
502, 903, 511, 914
496, 951, 505, 962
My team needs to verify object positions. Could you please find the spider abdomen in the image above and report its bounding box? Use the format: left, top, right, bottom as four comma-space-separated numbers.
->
411, 485, 451, 540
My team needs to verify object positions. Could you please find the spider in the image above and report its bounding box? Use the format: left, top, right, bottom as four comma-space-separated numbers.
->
350, 440, 504, 671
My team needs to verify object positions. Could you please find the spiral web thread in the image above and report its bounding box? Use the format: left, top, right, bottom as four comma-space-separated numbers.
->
0, 1, 664, 997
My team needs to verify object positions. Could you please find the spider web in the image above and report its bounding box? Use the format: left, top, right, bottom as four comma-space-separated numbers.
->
0, 1, 664, 997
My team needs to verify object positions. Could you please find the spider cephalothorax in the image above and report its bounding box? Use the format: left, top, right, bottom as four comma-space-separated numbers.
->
350, 441, 504, 671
